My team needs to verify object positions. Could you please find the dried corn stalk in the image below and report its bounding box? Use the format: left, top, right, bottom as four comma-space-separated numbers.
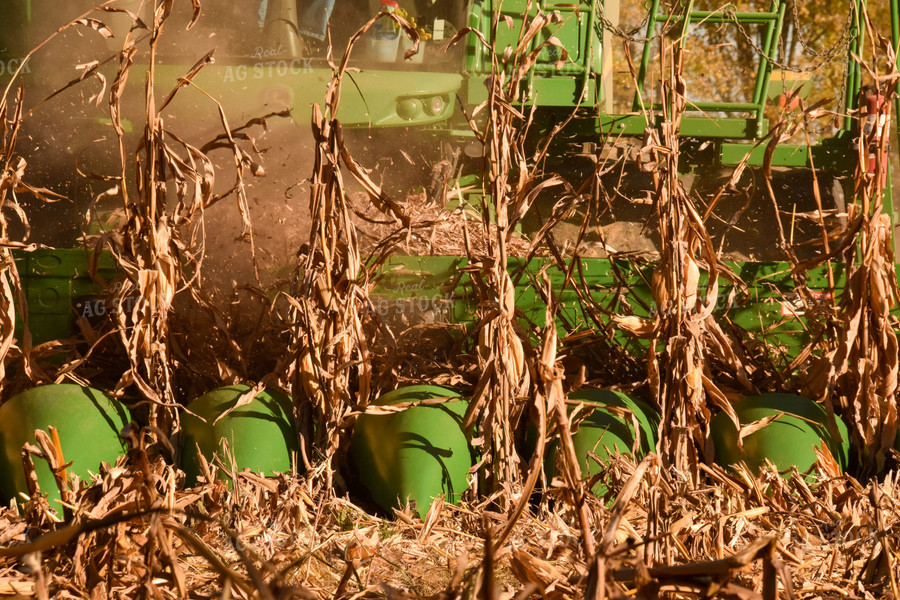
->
284, 14, 410, 485
102, 1, 226, 428
0, 7, 123, 391
804, 13, 900, 474
0, 88, 31, 391
643, 34, 751, 476
452, 8, 573, 496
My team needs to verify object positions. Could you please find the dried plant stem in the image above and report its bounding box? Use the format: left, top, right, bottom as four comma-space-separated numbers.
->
285, 13, 411, 485
0, 73, 60, 389
288, 102, 371, 489
106, 3, 184, 428
649, 38, 708, 477
647, 37, 750, 475
796, 10, 900, 475
459, 7, 573, 499
92, 1, 251, 433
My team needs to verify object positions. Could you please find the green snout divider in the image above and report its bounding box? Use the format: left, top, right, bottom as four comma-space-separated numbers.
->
0, 384, 130, 513
710, 393, 850, 478
181, 385, 298, 485
351, 385, 472, 518
548, 389, 659, 497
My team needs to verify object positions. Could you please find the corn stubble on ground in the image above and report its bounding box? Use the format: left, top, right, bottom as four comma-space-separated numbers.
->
1, 0, 900, 598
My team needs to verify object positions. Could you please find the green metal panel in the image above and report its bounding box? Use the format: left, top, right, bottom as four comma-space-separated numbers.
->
598, 114, 765, 139
150, 64, 462, 128
470, 0, 596, 72
529, 75, 597, 107
467, 0, 600, 106
766, 70, 811, 101
4, 248, 860, 377
720, 143, 813, 169
372, 255, 849, 369
12, 249, 118, 346
719, 132, 856, 170
371, 255, 472, 327
475, 1, 589, 68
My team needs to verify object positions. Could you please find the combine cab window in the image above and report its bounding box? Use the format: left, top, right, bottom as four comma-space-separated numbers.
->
154, 0, 465, 68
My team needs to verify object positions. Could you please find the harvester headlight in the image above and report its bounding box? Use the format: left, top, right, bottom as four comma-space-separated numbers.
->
425, 95, 445, 116
396, 98, 421, 120
464, 140, 483, 158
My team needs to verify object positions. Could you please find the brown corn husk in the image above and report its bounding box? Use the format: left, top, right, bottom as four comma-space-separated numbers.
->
642, 37, 752, 477
796, 8, 900, 475
0, 2, 898, 599
282, 12, 414, 489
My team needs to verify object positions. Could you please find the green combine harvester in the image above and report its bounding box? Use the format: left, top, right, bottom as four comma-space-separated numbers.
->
4, 0, 896, 352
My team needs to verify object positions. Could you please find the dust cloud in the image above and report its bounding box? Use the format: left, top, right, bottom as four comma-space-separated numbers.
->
6, 0, 454, 299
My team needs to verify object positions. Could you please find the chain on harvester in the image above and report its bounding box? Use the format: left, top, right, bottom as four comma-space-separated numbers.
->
772, 7, 850, 122
728, 2, 853, 73
597, 0, 652, 43
790, 0, 853, 61
596, 0, 688, 43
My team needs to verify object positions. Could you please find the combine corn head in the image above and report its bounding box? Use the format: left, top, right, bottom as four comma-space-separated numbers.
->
0, 0, 898, 513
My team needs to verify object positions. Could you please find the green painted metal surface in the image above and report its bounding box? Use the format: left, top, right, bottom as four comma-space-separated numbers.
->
371, 255, 847, 368
0, 384, 130, 512
709, 393, 850, 478
181, 385, 298, 485
466, 0, 602, 107
766, 70, 811, 101
0, 0, 882, 174
1, 247, 858, 376
150, 64, 462, 129
12, 249, 117, 346
634, 0, 786, 140
598, 114, 766, 139
719, 132, 856, 170
351, 385, 472, 518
